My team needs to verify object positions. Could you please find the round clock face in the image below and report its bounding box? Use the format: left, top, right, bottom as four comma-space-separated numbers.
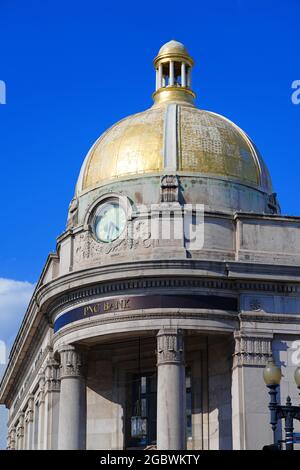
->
94, 201, 127, 243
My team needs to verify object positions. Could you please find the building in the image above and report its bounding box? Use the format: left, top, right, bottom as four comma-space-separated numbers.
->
1, 40, 300, 451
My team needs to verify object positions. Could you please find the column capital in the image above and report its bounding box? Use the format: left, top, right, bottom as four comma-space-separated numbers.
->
16, 413, 25, 438
58, 344, 86, 379
8, 428, 16, 450
157, 328, 185, 365
7, 434, 11, 451
233, 331, 273, 368
44, 356, 60, 392
36, 373, 46, 404
25, 395, 34, 423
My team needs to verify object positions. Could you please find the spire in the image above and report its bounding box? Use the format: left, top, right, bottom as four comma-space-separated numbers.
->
152, 40, 196, 106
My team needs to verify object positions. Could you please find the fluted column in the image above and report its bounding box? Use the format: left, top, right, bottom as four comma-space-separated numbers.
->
25, 395, 34, 449
156, 328, 186, 450
44, 356, 60, 449
37, 374, 45, 449
57, 345, 86, 449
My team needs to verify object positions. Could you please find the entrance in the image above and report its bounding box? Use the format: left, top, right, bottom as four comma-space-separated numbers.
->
126, 368, 192, 449
126, 372, 157, 448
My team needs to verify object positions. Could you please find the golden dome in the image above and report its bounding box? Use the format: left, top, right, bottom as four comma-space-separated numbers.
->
77, 105, 272, 194
76, 41, 273, 195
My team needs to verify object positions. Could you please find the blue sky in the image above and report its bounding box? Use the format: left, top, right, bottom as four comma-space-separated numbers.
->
0, 0, 299, 449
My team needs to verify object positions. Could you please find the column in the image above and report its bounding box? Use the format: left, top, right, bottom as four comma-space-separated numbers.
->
187, 66, 191, 88
156, 328, 186, 450
44, 356, 60, 449
25, 396, 34, 449
37, 374, 45, 449
169, 61, 174, 86
57, 345, 86, 450
16, 413, 25, 450
181, 62, 186, 87
231, 332, 273, 449
158, 63, 163, 89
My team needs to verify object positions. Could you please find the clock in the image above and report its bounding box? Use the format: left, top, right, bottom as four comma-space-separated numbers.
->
94, 201, 127, 243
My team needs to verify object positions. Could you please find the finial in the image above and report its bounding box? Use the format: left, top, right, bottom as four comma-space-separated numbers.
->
152, 40, 196, 107
286, 395, 292, 406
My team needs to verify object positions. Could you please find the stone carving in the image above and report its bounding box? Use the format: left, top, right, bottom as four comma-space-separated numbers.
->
58, 345, 85, 379
8, 429, 16, 450
36, 373, 46, 404
66, 197, 79, 229
233, 332, 272, 367
74, 220, 153, 265
249, 299, 262, 312
44, 356, 60, 393
16, 413, 24, 438
24, 396, 34, 424
157, 329, 185, 365
160, 175, 179, 202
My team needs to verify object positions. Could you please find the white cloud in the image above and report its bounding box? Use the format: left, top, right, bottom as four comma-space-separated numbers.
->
0, 278, 35, 349
0, 279, 35, 449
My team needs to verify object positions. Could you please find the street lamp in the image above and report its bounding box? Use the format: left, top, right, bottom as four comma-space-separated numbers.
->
264, 360, 300, 450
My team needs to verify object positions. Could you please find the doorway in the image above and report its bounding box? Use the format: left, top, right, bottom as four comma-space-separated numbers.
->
126, 372, 157, 448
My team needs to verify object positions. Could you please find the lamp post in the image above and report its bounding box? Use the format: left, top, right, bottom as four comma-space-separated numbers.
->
263, 361, 300, 450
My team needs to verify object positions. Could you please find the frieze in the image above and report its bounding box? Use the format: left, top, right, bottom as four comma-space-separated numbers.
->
48, 276, 300, 319
74, 221, 153, 266
53, 294, 238, 333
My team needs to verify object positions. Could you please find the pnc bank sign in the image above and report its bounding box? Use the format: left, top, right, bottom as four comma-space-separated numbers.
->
83, 298, 131, 316
53, 294, 237, 333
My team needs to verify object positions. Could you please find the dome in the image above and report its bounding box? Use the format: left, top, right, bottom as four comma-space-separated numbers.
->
76, 106, 272, 194
158, 40, 189, 56
76, 40, 273, 198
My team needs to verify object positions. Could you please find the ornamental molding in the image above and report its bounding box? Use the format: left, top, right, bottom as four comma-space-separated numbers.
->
35, 373, 46, 404
249, 298, 262, 312
44, 356, 60, 393
8, 429, 16, 450
16, 413, 25, 437
160, 175, 179, 202
233, 332, 272, 368
73, 220, 153, 266
48, 275, 300, 319
157, 328, 185, 365
24, 395, 34, 423
58, 345, 86, 379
